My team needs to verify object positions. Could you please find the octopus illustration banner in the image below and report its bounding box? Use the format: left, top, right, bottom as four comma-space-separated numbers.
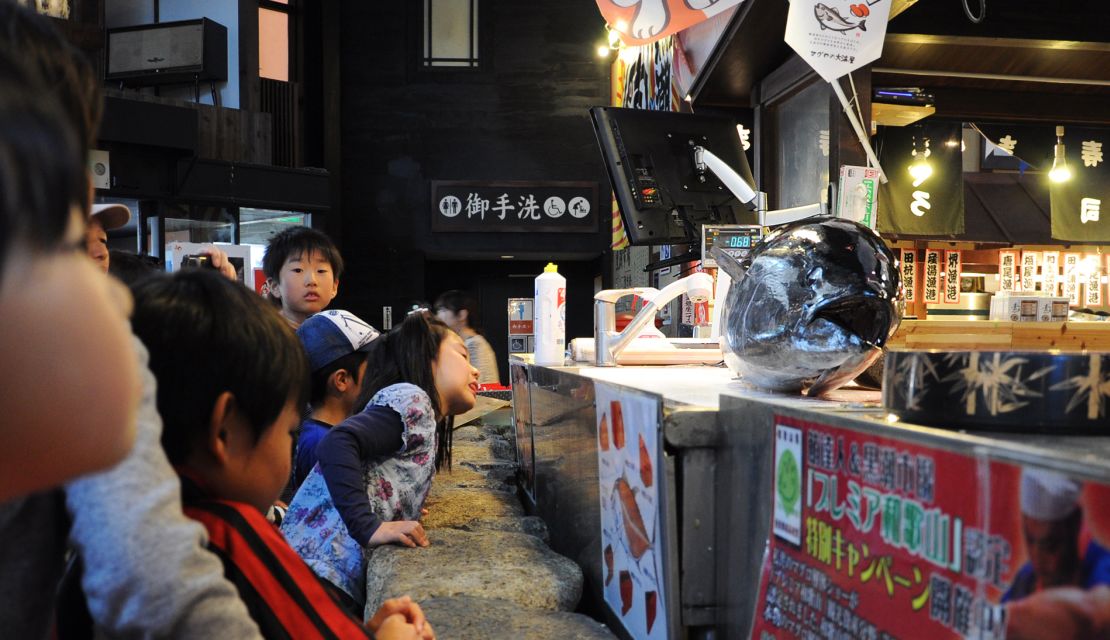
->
596, 0, 745, 46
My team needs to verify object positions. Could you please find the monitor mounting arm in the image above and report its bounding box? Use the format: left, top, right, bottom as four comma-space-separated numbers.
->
693, 145, 825, 227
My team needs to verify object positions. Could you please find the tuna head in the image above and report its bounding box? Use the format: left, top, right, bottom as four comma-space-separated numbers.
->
720, 217, 902, 396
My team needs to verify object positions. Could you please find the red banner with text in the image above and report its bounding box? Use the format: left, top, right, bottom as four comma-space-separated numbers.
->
755, 416, 1110, 639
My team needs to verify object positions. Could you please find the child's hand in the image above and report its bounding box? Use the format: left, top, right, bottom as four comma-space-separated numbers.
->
421, 508, 429, 517
369, 520, 430, 548
366, 596, 435, 640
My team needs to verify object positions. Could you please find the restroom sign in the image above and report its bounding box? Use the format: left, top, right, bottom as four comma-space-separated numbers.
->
431, 180, 598, 233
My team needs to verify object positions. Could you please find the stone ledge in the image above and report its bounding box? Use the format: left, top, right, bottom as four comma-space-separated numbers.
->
422, 486, 524, 529
419, 595, 616, 640
365, 528, 582, 618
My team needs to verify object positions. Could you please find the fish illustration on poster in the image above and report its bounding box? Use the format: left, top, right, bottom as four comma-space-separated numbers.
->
595, 382, 668, 640
784, 0, 891, 83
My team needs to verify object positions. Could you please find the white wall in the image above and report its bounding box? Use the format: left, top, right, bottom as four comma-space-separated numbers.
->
104, 0, 240, 109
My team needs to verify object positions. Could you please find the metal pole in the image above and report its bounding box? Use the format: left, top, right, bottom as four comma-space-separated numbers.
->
830, 79, 887, 183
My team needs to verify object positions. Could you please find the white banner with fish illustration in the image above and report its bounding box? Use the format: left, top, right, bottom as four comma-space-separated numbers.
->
784, 0, 892, 83
595, 381, 669, 640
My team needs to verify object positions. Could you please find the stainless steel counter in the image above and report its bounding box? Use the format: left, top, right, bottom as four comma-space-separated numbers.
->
510, 359, 1110, 638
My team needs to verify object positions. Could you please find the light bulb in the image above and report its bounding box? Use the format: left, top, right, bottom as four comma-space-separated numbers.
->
909, 160, 933, 186
607, 28, 622, 49
1049, 125, 1071, 183
596, 45, 611, 59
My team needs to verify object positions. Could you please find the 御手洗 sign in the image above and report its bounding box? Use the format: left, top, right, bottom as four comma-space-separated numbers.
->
431, 181, 598, 233
753, 414, 1110, 639
784, 0, 892, 83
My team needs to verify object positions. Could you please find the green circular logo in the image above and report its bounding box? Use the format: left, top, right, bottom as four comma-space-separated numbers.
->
777, 450, 800, 516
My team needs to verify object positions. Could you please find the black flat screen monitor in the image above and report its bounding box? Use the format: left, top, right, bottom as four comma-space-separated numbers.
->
590, 106, 758, 246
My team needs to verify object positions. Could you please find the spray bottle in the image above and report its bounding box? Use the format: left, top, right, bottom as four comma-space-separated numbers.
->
534, 262, 566, 366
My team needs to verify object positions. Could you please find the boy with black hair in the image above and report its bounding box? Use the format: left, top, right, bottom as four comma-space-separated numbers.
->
262, 226, 344, 328
293, 310, 380, 490
130, 270, 431, 639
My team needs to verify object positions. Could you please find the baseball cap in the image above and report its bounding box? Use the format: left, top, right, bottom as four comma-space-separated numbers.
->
296, 309, 380, 372
90, 203, 131, 230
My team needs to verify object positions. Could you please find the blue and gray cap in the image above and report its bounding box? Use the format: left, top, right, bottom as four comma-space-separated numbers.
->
296, 309, 380, 372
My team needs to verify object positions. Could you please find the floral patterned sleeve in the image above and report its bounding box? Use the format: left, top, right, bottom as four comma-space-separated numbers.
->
361, 383, 439, 521
314, 406, 404, 546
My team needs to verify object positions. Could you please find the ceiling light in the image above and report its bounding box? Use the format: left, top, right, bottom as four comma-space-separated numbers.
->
1049, 125, 1072, 183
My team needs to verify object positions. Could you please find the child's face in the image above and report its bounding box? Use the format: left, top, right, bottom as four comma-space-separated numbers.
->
432, 331, 480, 416
272, 250, 338, 323
218, 401, 300, 513
84, 218, 109, 273
0, 208, 139, 500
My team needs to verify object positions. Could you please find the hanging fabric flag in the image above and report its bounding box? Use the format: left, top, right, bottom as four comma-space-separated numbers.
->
1042, 251, 1060, 296
877, 122, 965, 236
901, 249, 916, 303
1050, 126, 1110, 241
1020, 251, 1039, 293
944, 250, 962, 304
1086, 258, 1102, 307
998, 250, 1017, 292
1063, 252, 1081, 305
923, 249, 941, 304
597, 0, 746, 47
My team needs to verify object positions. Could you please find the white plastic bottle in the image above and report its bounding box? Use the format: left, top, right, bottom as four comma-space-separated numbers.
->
534, 262, 566, 366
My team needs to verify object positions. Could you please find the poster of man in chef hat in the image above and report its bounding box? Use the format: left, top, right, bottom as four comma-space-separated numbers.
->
1003, 468, 1110, 603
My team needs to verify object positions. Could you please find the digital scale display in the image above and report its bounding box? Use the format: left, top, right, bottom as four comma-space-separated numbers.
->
722, 234, 752, 249
701, 225, 762, 268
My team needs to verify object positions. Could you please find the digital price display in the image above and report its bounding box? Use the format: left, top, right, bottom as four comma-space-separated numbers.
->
701, 225, 763, 268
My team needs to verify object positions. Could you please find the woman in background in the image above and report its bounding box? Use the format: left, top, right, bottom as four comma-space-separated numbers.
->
434, 289, 500, 384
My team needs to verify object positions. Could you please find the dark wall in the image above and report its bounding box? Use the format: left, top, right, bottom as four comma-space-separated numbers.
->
329, 1, 612, 327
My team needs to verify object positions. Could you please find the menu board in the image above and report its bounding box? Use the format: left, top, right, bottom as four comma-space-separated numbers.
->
753, 415, 1110, 639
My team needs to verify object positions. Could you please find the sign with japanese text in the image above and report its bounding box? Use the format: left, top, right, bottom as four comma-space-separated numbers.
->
923, 250, 941, 304
1088, 262, 1103, 307
753, 415, 1110, 639
1064, 253, 1082, 305
595, 382, 669, 640
901, 249, 916, 303
944, 251, 961, 304
877, 122, 965, 236
1049, 126, 1110, 241
1042, 251, 1060, 297
507, 298, 534, 335
998, 251, 1017, 293
1020, 251, 1039, 293
431, 181, 598, 233
784, 0, 892, 83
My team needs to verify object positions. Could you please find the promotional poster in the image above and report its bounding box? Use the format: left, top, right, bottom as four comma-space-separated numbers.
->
754, 415, 1110, 639
595, 382, 668, 640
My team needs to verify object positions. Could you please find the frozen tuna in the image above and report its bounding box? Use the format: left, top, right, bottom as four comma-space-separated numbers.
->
715, 217, 902, 396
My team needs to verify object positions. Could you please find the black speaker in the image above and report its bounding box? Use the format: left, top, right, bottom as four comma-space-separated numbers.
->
106, 18, 227, 86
